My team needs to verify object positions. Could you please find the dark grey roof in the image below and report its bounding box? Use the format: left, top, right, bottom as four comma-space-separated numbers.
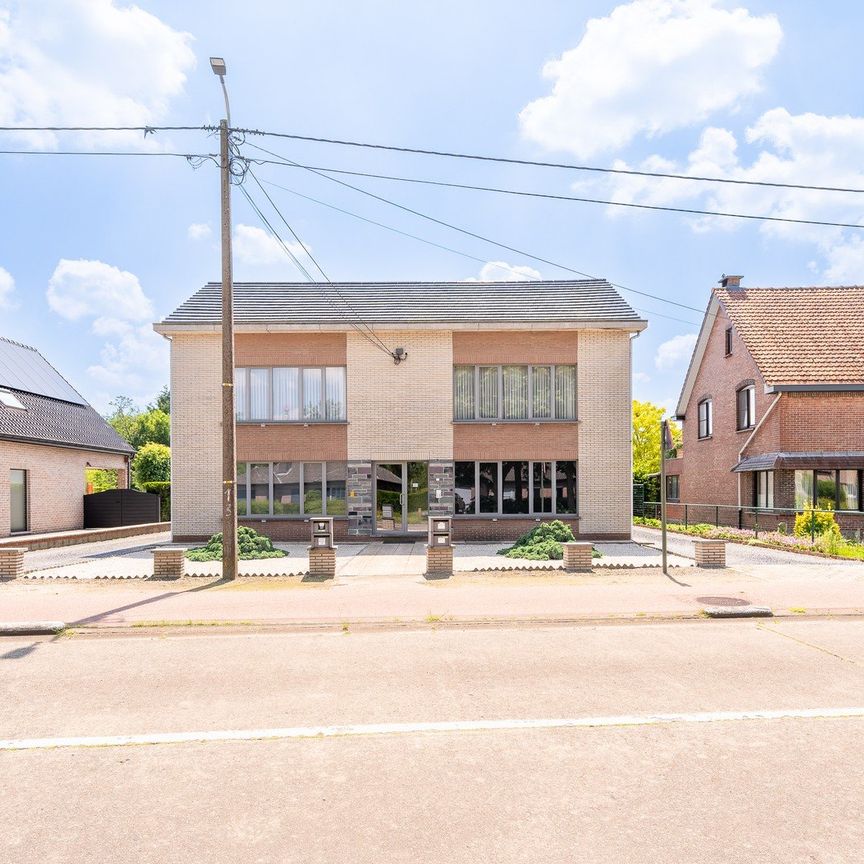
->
0, 388, 133, 454
733, 452, 864, 472
0, 336, 87, 405
160, 280, 643, 325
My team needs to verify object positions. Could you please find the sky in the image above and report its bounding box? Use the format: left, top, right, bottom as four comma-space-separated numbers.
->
2, 0, 863, 415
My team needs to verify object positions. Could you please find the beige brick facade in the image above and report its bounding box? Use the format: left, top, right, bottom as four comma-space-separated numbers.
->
576, 330, 633, 535
346, 329, 453, 461
170, 333, 223, 539
0, 440, 127, 539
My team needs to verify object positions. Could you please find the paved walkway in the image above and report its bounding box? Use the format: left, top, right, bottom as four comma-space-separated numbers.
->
20, 537, 692, 580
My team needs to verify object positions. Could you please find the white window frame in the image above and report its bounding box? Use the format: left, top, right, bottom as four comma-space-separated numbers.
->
697, 399, 713, 439
737, 385, 756, 430
453, 365, 578, 422
234, 367, 347, 423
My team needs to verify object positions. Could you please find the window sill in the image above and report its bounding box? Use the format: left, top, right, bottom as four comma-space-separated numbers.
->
237, 421, 348, 426
453, 513, 580, 520
736, 426, 755, 434
452, 419, 579, 425
697, 435, 713, 441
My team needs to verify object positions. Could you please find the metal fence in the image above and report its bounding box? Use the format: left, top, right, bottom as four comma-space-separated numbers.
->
640, 501, 864, 543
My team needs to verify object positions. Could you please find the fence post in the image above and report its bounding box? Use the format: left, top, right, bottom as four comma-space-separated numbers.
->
754, 509, 759, 539
811, 512, 815, 545
715, 506, 719, 528
684, 504, 688, 528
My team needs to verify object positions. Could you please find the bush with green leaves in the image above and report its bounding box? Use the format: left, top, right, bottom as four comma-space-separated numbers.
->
497, 520, 597, 561
794, 508, 841, 540
132, 442, 171, 488
186, 526, 286, 562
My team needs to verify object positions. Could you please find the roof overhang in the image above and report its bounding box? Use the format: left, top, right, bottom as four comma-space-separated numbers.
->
733, 452, 864, 472
0, 432, 133, 456
765, 383, 864, 393
153, 319, 648, 337
674, 293, 719, 419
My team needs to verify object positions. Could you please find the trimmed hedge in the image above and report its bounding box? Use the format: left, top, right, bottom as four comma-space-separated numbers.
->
140, 481, 170, 522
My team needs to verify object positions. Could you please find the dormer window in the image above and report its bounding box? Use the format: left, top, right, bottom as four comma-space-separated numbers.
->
0, 389, 26, 410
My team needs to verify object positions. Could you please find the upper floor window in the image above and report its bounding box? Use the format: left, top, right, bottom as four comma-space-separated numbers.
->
724, 327, 733, 356
697, 398, 712, 439
736, 385, 756, 430
454, 364, 577, 421
235, 366, 346, 422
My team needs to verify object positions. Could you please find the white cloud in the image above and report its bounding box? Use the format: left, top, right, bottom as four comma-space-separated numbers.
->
655, 333, 697, 370
519, 0, 781, 158
0, 0, 195, 150
47, 259, 153, 321
87, 323, 168, 397
0, 266, 15, 308
822, 236, 864, 284
187, 222, 212, 241
633, 371, 651, 383
233, 223, 308, 271
463, 261, 542, 282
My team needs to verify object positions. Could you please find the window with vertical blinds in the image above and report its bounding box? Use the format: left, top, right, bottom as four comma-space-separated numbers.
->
453, 365, 576, 421
235, 367, 346, 422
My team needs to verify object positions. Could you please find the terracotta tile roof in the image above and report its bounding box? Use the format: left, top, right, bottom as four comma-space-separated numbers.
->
716, 285, 864, 386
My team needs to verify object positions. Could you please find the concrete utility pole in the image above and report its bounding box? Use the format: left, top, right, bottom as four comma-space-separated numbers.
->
660, 418, 668, 574
211, 56, 237, 581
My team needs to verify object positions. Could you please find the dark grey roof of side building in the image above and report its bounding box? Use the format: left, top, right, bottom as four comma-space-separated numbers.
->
160, 280, 644, 325
0, 337, 133, 455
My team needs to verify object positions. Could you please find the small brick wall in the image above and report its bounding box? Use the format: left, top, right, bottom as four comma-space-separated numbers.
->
562, 541, 593, 572
308, 545, 337, 578
693, 539, 726, 568
426, 543, 453, 575
152, 547, 186, 579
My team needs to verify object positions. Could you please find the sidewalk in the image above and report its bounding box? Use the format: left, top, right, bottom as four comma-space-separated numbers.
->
3, 559, 863, 630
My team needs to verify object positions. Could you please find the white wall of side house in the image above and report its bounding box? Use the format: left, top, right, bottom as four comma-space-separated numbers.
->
576, 329, 633, 536
346, 330, 453, 462
170, 333, 222, 538
0, 440, 127, 539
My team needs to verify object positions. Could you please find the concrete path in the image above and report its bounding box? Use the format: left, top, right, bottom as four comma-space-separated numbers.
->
1, 620, 863, 862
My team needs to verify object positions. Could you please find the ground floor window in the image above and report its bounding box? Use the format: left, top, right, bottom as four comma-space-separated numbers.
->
237, 461, 346, 517
794, 469, 862, 511
10, 468, 27, 533
454, 460, 577, 516
666, 474, 680, 502
753, 470, 773, 509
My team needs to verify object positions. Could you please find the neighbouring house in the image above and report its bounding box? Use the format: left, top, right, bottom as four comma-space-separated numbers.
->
0, 336, 133, 539
667, 275, 864, 527
155, 280, 646, 542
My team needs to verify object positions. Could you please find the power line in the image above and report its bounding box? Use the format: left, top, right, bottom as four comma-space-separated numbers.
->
235, 126, 864, 195
257, 176, 701, 327
246, 157, 864, 232
245, 140, 709, 316
0, 125, 213, 133
0, 149, 216, 159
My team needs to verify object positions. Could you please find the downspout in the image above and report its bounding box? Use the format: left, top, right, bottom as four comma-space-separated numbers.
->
737, 392, 782, 506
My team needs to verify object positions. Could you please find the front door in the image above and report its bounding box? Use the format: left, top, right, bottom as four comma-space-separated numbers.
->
375, 462, 428, 533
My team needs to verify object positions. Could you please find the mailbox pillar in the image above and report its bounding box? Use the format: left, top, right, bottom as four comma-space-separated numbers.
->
426, 516, 453, 577
308, 517, 337, 579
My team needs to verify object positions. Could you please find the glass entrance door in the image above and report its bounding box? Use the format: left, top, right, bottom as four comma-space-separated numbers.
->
375, 462, 429, 533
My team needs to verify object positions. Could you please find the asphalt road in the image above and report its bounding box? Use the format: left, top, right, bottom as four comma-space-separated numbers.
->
2, 619, 863, 863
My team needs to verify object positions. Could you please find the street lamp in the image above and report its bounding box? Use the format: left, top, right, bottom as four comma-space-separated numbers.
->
211, 55, 237, 581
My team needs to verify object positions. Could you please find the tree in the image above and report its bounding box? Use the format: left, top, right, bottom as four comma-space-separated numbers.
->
632, 400, 681, 479
107, 392, 170, 450
148, 386, 170, 414
132, 442, 171, 488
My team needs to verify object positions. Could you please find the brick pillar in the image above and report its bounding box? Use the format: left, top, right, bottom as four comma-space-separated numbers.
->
308, 545, 337, 579
152, 547, 186, 579
562, 541, 593, 572
426, 543, 453, 577
0, 548, 27, 579
116, 466, 129, 490
347, 462, 373, 536
693, 539, 726, 568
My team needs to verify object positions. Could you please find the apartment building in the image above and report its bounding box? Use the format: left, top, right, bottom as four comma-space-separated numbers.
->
155, 280, 646, 542
668, 276, 864, 522
0, 336, 132, 539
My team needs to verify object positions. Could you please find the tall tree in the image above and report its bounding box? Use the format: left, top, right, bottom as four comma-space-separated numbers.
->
633, 400, 681, 479
106, 391, 170, 450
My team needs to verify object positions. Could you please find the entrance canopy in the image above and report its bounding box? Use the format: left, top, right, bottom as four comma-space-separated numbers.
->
733, 452, 864, 472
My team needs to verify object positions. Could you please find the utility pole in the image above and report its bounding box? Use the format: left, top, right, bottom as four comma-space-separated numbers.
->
660, 418, 668, 574
211, 57, 237, 581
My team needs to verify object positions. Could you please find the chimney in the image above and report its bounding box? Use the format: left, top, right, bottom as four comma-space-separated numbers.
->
719, 274, 743, 288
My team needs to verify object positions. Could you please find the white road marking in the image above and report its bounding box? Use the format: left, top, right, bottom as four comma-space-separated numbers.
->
3, 707, 864, 751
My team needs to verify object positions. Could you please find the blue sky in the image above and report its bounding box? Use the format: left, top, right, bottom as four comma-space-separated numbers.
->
2, 0, 863, 414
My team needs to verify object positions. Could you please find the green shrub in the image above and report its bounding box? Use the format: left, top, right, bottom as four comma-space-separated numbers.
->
794, 508, 841, 540
498, 520, 578, 560
140, 481, 171, 521
132, 442, 171, 488
186, 526, 286, 562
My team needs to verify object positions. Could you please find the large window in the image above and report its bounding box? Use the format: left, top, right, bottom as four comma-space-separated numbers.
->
455, 460, 578, 516
10, 468, 27, 533
736, 385, 756, 430
697, 398, 713, 439
237, 461, 347, 517
795, 469, 862, 511
754, 470, 773, 509
235, 367, 346, 422
453, 365, 577, 421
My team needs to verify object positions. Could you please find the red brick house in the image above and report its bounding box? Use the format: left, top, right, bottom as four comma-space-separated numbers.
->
667, 276, 864, 525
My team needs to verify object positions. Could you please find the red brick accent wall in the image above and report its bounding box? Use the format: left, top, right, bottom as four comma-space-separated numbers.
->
237, 425, 347, 461
676, 301, 770, 506
452, 330, 579, 364
454, 424, 578, 460
235, 332, 346, 366
774, 392, 864, 450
